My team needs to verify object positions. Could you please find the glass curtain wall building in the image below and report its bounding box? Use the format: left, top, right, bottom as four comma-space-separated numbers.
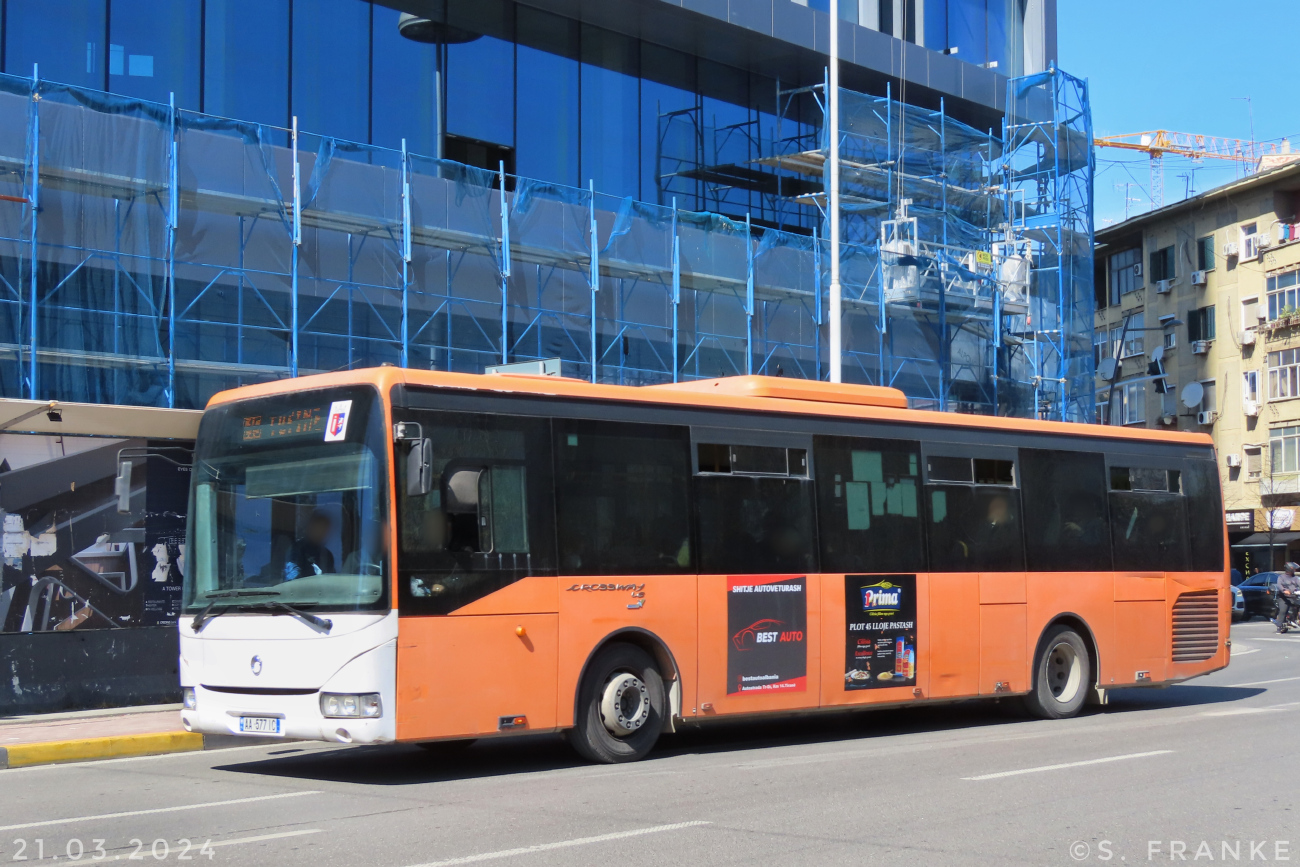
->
0, 0, 1091, 419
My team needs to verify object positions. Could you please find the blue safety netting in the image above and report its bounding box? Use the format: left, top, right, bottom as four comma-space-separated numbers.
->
0, 66, 1093, 420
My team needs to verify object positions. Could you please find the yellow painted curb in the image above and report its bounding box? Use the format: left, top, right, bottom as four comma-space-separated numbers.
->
3, 731, 204, 768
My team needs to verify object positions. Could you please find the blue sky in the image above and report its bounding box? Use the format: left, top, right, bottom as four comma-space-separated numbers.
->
1058, 1, 1300, 227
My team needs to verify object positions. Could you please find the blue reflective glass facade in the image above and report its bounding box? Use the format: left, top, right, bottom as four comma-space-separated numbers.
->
0, 0, 1088, 422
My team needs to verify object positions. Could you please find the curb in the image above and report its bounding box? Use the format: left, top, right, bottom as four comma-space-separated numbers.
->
0, 732, 289, 769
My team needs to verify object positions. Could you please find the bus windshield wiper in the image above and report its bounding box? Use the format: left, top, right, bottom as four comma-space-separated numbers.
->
244, 601, 333, 635
191, 590, 280, 632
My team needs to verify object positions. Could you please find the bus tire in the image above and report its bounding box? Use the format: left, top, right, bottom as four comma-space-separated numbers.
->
1024, 625, 1090, 720
570, 643, 666, 764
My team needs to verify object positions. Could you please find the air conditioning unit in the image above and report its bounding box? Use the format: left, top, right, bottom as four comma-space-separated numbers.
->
1244, 398, 1260, 417
1197, 410, 1217, 425
1223, 241, 1240, 258
1259, 230, 1274, 248
1226, 453, 1242, 468
1156, 279, 1172, 294
1241, 328, 1257, 346
1191, 270, 1208, 286
1192, 339, 1211, 355
1132, 262, 1143, 278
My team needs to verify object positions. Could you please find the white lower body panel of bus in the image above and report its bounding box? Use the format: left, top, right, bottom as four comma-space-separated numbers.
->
179, 610, 398, 745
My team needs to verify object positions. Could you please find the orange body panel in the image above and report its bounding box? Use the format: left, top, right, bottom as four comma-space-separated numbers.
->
1115, 573, 1167, 602
927, 574, 982, 698
979, 604, 1029, 693
453, 576, 559, 615
396, 613, 559, 741
1113, 601, 1168, 684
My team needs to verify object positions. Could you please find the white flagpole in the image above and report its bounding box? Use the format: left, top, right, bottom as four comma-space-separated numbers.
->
828, 0, 842, 382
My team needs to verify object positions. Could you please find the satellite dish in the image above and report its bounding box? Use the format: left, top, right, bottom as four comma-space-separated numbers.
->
1098, 358, 1117, 380
1181, 381, 1204, 409
1151, 345, 1164, 363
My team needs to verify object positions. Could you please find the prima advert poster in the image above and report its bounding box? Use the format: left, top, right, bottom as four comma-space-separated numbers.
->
844, 574, 917, 690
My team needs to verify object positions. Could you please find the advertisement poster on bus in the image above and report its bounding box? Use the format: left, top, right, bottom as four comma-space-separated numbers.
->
844, 574, 917, 690
727, 576, 807, 695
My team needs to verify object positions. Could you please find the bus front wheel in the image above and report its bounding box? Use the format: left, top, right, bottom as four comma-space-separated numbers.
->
570, 643, 666, 764
1024, 625, 1090, 720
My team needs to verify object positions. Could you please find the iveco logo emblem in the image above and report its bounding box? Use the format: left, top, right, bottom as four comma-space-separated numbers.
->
250, 655, 263, 676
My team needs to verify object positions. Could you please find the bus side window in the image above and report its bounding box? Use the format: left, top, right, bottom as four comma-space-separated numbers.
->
553, 419, 692, 575
813, 435, 924, 573
695, 439, 817, 575
1182, 459, 1224, 571
1107, 465, 1189, 572
395, 411, 554, 614
1019, 448, 1112, 572
924, 455, 1024, 572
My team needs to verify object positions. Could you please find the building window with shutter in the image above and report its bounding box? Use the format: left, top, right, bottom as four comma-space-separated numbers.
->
1187, 306, 1215, 342
1245, 445, 1262, 479
1150, 246, 1175, 282
1196, 236, 1215, 271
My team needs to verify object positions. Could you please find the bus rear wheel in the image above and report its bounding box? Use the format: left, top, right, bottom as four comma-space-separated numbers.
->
570, 643, 666, 764
1024, 625, 1090, 720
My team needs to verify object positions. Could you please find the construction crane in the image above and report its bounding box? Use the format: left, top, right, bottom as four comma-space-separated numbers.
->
1093, 130, 1279, 208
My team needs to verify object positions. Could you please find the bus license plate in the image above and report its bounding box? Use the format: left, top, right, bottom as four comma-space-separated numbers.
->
238, 716, 282, 735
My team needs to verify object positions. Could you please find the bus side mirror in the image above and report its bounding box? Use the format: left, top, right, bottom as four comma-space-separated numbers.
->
115, 459, 134, 514
407, 438, 433, 497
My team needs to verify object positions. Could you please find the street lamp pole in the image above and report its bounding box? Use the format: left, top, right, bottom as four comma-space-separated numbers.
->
828, 0, 842, 383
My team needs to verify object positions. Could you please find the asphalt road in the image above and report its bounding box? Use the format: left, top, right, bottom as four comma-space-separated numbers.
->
3, 619, 1298, 867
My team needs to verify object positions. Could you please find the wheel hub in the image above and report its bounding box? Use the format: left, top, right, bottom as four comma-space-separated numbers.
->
599, 672, 649, 737
1046, 641, 1083, 704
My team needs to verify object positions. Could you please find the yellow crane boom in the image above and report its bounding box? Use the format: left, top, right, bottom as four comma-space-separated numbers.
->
1094, 130, 1278, 208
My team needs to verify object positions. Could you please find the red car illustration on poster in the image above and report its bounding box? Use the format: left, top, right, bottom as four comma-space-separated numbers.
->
731, 619, 787, 651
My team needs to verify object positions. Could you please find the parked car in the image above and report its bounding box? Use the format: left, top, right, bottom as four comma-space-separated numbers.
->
1238, 571, 1281, 620
1231, 584, 1246, 620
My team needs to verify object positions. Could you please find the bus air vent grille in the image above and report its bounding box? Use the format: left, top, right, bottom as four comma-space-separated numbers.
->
1171, 590, 1220, 663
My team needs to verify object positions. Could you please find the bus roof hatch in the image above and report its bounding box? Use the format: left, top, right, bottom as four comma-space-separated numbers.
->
648, 376, 909, 409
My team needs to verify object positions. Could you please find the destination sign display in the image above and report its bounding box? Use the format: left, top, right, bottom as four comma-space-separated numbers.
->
241, 406, 327, 442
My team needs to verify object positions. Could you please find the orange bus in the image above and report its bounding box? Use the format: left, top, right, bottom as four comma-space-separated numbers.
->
178, 368, 1229, 763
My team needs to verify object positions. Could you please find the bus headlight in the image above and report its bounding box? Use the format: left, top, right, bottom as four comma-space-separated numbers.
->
182, 688, 196, 710
320, 693, 382, 719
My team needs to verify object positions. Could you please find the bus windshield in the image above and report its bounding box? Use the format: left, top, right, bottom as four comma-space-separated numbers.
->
184, 385, 390, 614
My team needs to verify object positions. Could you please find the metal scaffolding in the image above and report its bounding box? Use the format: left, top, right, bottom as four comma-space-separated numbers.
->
0, 66, 1093, 419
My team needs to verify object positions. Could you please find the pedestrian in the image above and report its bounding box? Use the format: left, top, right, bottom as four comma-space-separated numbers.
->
1275, 562, 1300, 633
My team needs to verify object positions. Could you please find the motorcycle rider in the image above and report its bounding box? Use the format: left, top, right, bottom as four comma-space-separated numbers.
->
1276, 562, 1300, 633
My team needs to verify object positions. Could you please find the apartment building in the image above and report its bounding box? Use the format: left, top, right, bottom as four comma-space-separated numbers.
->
1094, 160, 1300, 570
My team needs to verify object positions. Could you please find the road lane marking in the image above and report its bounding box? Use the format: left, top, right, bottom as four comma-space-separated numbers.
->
962, 750, 1173, 781
1231, 647, 1259, 656
1201, 701, 1300, 717
1228, 675, 1300, 687
0, 791, 321, 832
1252, 637, 1300, 642
407, 821, 711, 866
207, 829, 322, 849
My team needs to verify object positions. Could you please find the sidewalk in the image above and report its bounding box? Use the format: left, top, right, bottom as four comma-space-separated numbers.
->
0, 704, 270, 769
